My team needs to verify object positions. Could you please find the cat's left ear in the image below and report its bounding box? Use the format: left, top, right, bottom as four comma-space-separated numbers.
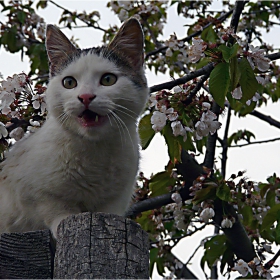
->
45, 25, 78, 76
108, 17, 144, 70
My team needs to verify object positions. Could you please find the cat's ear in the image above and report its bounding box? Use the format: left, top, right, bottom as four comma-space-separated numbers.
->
45, 25, 78, 76
108, 18, 144, 70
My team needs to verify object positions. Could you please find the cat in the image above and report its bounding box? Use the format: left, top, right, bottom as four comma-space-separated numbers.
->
0, 17, 149, 238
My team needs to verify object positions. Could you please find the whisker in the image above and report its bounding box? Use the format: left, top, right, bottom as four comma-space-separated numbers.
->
114, 108, 135, 120
109, 110, 134, 149
114, 104, 138, 117
108, 109, 125, 147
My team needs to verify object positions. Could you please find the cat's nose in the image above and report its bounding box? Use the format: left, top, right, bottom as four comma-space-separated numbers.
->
78, 93, 96, 108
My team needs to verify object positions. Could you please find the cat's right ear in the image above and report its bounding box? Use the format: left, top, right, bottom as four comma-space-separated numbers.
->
45, 25, 78, 76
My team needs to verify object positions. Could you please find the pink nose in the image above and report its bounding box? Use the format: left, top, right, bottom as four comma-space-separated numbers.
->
78, 93, 96, 108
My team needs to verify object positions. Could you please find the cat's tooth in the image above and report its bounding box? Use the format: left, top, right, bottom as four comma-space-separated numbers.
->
95, 115, 99, 122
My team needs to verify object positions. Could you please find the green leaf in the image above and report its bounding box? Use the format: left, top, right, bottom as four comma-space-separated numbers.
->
177, 133, 196, 152
229, 56, 241, 91
220, 244, 234, 274
218, 44, 239, 63
259, 183, 270, 198
266, 189, 276, 207
193, 185, 217, 205
136, 210, 156, 233
149, 171, 176, 197
209, 62, 230, 108
201, 25, 218, 43
262, 204, 280, 231
216, 183, 231, 201
239, 57, 259, 103
162, 124, 181, 163
139, 114, 155, 149
259, 11, 269, 23
276, 214, 280, 244
0, 26, 23, 53
17, 10, 26, 24
202, 235, 227, 269
149, 248, 165, 277
240, 205, 253, 226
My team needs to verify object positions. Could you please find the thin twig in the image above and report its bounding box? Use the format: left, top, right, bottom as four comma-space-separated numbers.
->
228, 136, 280, 148
145, 8, 234, 59
203, 102, 220, 170
48, 0, 107, 32
265, 248, 280, 269
182, 73, 210, 106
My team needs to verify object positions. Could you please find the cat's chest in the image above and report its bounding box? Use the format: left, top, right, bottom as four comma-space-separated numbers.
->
58, 141, 133, 188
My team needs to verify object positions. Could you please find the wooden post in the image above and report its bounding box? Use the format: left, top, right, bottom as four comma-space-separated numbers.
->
0, 230, 54, 279
54, 212, 149, 279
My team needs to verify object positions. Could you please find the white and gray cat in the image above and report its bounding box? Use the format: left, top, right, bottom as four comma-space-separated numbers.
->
0, 18, 148, 238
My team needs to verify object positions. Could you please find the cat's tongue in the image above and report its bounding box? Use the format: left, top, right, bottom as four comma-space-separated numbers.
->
78, 109, 105, 127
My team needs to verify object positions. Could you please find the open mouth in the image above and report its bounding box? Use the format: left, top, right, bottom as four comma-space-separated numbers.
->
78, 109, 106, 127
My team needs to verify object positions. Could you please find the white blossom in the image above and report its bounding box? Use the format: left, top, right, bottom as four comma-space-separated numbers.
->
0, 91, 15, 106
195, 110, 221, 140
27, 119, 41, 133
32, 94, 47, 113
188, 37, 207, 63
166, 48, 173, 57
200, 207, 215, 223
148, 94, 157, 108
9, 127, 25, 141
171, 120, 187, 141
232, 259, 252, 277
151, 111, 167, 132
232, 86, 242, 99
247, 45, 270, 72
221, 218, 233, 228
202, 102, 211, 110
118, 8, 129, 21
0, 122, 8, 138
171, 192, 182, 204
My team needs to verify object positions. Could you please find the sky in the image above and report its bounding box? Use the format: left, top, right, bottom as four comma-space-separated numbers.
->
0, 1, 280, 278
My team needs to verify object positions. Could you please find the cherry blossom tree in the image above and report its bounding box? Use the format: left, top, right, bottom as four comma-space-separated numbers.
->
1, 1, 280, 279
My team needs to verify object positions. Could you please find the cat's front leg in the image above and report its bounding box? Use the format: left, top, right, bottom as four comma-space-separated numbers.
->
38, 201, 81, 239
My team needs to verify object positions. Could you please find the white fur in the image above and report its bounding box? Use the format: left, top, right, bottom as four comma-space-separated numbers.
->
0, 52, 148, 237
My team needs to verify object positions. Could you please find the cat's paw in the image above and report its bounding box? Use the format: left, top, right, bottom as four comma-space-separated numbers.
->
49, 214, 70, 239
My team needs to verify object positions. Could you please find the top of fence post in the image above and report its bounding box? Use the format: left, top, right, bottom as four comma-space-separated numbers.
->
54, 212, 149, 279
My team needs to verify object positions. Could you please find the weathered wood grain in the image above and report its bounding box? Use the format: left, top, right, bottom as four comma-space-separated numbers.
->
54, 212, 149, 279
0, 230, 54, 279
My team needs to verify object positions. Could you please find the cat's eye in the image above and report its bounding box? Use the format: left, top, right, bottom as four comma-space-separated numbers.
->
62, 76, 77, 89
100, 73, 117, 86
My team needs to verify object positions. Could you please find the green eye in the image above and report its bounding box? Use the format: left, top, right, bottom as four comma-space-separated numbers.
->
100, 73, 117, 86
62, 76, 77, 89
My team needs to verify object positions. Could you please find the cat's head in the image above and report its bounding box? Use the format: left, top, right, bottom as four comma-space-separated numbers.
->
45, 18, 148, 141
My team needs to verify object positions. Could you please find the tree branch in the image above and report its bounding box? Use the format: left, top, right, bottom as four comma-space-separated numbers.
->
230, 1, 247, 33
149, 63, 214, 93
250, 110, 280, 129
125, 151, 206, 218
221, 107, 232, 178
